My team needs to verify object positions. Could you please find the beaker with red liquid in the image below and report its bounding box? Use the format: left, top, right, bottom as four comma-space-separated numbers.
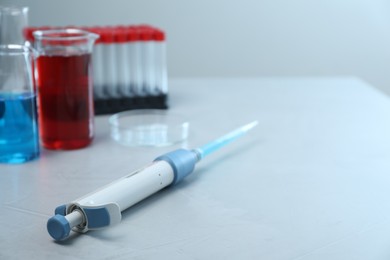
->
33, 29, 98, 150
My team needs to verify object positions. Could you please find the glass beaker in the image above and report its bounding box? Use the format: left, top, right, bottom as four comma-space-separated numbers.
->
0, 44, 40, 163
33, 29, 99, 150
0, 6, 29, 45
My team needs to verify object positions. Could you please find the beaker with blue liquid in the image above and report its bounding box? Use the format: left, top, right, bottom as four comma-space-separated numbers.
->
0, 44, 40, 163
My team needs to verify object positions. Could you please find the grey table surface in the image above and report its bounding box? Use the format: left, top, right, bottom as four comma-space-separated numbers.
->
1, 77, 390, 259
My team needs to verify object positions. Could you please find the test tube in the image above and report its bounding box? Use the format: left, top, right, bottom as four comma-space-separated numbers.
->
89, 27, 104, 99
101, 27, 118, 98
127, 26, 142, 96
114, 26, 131, 97
139, 25, 155, 96
153, 28, 167, 95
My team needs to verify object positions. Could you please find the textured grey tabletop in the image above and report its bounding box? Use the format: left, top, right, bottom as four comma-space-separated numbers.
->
1, 77, 390, 259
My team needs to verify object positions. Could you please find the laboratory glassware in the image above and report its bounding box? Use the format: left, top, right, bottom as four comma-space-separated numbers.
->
0, 44, 39, 163
33, 29, 99, 150
0, 6, 29, 45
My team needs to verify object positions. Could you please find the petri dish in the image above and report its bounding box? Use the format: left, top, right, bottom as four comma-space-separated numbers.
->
109, 109, 189, 147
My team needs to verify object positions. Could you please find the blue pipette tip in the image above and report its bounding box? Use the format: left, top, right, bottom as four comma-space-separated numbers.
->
242, 120, 258, 131
47, 214, 71, 241
195, 120, 258, 160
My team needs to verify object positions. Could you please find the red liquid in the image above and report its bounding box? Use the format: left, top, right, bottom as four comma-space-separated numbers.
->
36, 53, 94, 150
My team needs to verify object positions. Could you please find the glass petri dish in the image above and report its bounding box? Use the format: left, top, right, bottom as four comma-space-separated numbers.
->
109, 109, 189, 147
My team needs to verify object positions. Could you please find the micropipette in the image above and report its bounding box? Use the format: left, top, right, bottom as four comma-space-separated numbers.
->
47, 121, 258, 241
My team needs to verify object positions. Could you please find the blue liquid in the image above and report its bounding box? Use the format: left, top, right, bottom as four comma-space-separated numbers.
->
0, 93, 40, 164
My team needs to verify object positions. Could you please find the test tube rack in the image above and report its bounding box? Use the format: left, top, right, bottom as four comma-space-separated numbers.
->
24, 25, 168, 115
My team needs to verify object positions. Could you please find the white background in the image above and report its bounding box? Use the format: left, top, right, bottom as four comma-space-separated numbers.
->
5, 0, 390, 95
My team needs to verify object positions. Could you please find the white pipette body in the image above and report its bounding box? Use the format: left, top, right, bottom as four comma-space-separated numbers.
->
47, 121, 258, 241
